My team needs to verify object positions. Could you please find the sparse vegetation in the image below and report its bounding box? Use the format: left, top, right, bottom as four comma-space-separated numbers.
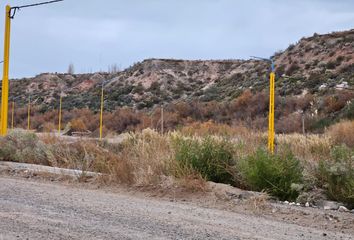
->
1, 30, 354, 207
173, 136, 237, 186
327, 120, 354, 147
317, 146, 354, 208
1, 121, 354, 207
239, 148, 303, 201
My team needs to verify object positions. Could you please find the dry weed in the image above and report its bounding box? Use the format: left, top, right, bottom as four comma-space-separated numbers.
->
327, 120, 354, 147
277, 133, 333, 162
180, 121, 251, 137
246, 192, 270, 212
120, 129, 174, 185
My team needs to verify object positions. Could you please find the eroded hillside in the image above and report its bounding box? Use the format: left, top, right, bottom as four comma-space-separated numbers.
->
6, 29, 354, 133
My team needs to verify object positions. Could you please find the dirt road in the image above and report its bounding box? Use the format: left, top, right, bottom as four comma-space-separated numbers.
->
0, 176, 352, 240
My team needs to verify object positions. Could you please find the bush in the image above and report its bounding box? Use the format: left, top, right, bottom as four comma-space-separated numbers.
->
239, 148, 303, 201
327, 120, 354, 148
326, 60, 337, 69
286, 63, 300, 76
0, 130, 53, 165
317, 146, 354, 208
69, 118, 87, 131
173, 137, 237, 185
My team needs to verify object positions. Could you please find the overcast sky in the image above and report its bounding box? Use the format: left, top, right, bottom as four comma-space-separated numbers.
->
1, 0, 354, 78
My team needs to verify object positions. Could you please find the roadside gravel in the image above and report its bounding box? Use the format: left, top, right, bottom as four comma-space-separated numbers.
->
0, 176, 353, 240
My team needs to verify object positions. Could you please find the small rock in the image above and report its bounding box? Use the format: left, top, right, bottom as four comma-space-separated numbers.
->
284, 201, 289, 204
296, 203, 301, 206
351, 209, 354, 214
338, 206, 349, 212
305, 202, 310, 207
289, 202, 295, 206
319, 201, 340, 211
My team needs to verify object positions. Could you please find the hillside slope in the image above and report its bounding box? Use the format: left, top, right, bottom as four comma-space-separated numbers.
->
5, 29, 354, 133
9, 29, 354, 110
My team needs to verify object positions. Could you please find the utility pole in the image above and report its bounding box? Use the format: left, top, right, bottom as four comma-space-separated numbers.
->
99, 84, 104, 140
11, 100, 14, 129
251, 56, 276, 153
27, 96, 31, 130
161, 104, 164, 135
58, 94, 62, 134
269, 69, 275, 153
99, 79, 110, 140
0, 0, 64, 136
0, 5, 11, 136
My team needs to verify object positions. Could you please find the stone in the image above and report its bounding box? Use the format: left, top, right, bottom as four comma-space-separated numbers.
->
319, 201, 340, 210
338, 206, 349, 212
305, 202, 310, 207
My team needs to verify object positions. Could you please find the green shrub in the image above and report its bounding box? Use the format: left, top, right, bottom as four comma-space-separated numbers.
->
173, 137, 237, 185
239, 148, 303, 201
0, 130, 53, 165
317, 146, 354, 208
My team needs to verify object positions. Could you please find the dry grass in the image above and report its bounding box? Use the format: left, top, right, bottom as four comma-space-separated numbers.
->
277, 133, 333, 162
2, 125, 354, 204
327, 120, 354, 148
245, 192, 270, 212
37, 129, 207, 189
118, 129, 174, 185
180, 121, 251, 137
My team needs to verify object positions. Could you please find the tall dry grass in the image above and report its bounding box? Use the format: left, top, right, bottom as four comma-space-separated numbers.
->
277, 134, 333, 162
1, 124, 353, 206
327, 120, 354, 148
117, 129, 174, 185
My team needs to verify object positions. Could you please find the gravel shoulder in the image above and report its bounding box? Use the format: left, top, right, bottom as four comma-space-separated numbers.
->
0, 175, 353, 240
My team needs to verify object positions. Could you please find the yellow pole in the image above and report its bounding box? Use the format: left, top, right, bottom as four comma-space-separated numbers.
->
27, 97, 31, 130
268, 72, 275, 153
99, 85, 104, 140
11, 101, 14, 129
0, 5, 11, 136
58, 95, 62, 134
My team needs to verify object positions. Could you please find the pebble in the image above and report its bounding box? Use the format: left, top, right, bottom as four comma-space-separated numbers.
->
321, 201, 340, 211
289, 202, 295, 206
305, 202, 310, 207
284, 201, 289, 204
338, 206, 349, 212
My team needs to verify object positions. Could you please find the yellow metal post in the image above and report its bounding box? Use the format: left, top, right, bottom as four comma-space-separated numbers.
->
11, 101, 14, 129
0, 5, 12, 136
99, 85, 104, 140
27, 97, 31, 130
58, 95, 62, 134
268, 72, 275, 153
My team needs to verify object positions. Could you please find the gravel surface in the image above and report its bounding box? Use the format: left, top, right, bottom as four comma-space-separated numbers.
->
0, 176, 353, 240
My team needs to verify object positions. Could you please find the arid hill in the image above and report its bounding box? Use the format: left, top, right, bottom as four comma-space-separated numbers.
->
6, 29, 354, 133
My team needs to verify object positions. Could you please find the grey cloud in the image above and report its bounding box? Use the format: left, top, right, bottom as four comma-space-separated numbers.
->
1, 0, 353, 78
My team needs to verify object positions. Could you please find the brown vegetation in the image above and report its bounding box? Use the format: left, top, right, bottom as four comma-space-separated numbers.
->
327, 120, 354, 147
